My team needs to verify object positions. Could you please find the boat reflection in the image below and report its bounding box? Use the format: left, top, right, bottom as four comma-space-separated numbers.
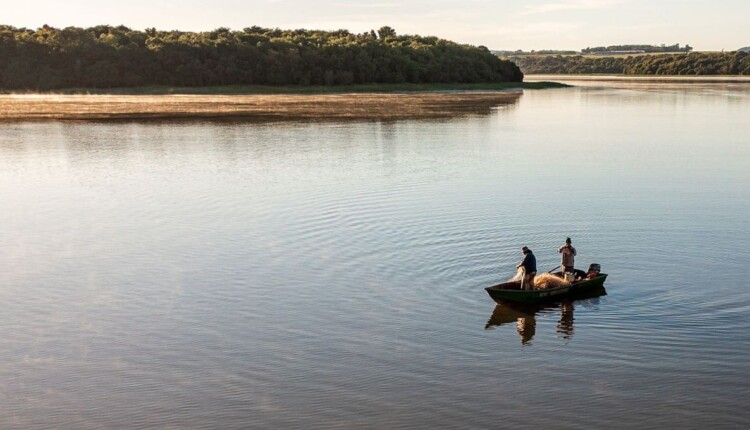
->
485, 286, 607, 344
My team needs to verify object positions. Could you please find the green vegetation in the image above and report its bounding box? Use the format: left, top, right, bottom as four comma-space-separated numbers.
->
581, 44, 692, 54
511, 52, 750, 75
0, 25, 523, 91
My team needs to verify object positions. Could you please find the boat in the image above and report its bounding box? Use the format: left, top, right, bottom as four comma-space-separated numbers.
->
485, 266, 608, 304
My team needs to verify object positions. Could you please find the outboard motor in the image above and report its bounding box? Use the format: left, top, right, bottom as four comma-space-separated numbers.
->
587, 263, 601, 277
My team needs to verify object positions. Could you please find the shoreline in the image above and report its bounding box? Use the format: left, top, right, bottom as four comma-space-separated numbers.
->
0, 82, 565, 96
525, 74, 750, 83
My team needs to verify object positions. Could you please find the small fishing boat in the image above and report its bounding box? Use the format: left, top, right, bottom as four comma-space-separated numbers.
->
485, 265, 608, 304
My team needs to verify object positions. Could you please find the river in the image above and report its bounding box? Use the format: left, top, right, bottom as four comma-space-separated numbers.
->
1, 80, 749, 428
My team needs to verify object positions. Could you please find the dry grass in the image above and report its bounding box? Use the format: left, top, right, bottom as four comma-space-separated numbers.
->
0, 92, 522, 121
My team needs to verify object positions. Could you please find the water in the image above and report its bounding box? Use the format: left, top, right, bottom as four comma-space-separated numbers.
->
1, 82, 749, 428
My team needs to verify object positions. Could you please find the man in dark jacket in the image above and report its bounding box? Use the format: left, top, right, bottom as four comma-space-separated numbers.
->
516, 246, 537, 290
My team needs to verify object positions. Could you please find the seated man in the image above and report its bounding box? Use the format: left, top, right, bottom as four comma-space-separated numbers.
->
586, 263, 601, 279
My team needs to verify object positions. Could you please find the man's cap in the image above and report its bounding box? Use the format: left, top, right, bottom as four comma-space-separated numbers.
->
565, 237, 571, 243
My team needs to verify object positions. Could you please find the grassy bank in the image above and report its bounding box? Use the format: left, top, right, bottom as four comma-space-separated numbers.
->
0, 91, 529, 121
7, 81, 567, 95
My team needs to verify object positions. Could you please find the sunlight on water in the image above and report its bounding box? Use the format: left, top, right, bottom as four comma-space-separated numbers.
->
1, 83, 750, 428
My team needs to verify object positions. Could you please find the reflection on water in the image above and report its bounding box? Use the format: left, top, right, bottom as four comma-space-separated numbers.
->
485, 287, 607, 344
557, 301, 574, 340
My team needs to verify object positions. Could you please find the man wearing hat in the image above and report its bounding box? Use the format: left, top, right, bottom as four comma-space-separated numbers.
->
558, 237, 577, 274
516, 246, 537, 290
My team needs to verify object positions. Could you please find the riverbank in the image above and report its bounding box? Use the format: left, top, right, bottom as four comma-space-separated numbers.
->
525, 74, 750, 83
0, 82, 572, 121
1, 82, 565, 96
0, 91, 529, 121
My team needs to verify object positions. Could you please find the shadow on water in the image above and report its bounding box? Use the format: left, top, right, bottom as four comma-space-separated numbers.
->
485, 286, 607, 344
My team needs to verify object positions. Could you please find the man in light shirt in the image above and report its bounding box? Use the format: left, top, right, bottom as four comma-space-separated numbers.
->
558, 237, 577, 274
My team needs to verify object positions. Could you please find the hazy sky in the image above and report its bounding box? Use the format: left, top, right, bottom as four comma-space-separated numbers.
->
2, 0, 748, 51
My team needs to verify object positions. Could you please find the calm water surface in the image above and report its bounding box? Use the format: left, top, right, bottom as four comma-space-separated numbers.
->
1, 82, 750, 429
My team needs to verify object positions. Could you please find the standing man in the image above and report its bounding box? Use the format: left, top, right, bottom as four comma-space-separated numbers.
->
558, 237, 577, 274
516, 246, 537, 290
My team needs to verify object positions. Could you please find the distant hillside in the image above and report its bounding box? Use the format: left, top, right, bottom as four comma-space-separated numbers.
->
0, 25, 523, 90
495, 44, 692, 57
582, 44, 692, 54
511, 52, 750, 75
493, 49, 577, 56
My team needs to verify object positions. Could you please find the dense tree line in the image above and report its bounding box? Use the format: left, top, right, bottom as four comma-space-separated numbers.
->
0, 25, 522, 90
510, 52, 750, 75
581, 44, 692, 54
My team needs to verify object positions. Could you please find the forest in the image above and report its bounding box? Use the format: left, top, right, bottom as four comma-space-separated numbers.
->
0, 25, 523, 90
511, 52, 750, 75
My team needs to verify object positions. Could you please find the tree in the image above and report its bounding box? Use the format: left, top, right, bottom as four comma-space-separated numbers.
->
377, 26, 396, 39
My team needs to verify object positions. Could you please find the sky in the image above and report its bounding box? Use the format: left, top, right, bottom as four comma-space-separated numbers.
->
2, 0, 748, 51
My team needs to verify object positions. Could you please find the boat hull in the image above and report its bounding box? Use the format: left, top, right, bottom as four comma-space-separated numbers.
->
485, 274, 608, 304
